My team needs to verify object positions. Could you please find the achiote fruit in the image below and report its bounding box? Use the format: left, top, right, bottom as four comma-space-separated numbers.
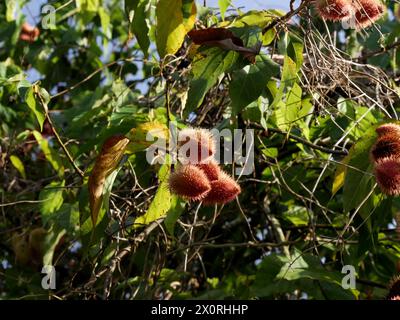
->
169, 165, 211, 201
169, 127, 241, 205
314, 0, 353, 21
20, 22, 40, 43
370, 134, 400, 162
202, 171, 241, 205
352, 0, 384, 29
387, 275, 400, 300
371, 123, 400, 196
374, 158, 400, 196
375, 123, 400, 137
178, 128, 216, 164
314, 0, 385, 29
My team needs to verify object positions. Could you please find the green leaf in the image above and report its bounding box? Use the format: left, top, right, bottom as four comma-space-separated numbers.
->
232, 9, 285, 28
32, 130, 64, 176
9, 155, 26, 179
343, 126, 378, 212
185, 47, 239, 114
282, 205, 309, 226
182, 0, 197, 31
98, 7, 111, 48
76, 0, 99, 23
42, 226, 66, 266
18, 82, 45, 131
332, 154, 350, 195
53, 203, 80, 235
286, 33, 304, 72
127, 0, 150, 55
218, 0, 230, 20
135, 162, 172, 226
229, 54, 279, 115
164, 197, 185, 235
76, 0, 98, 12
156, 0, 196, 58
274, 83, 303, 130
39, 181, 65, 225
6, 0, 16, 21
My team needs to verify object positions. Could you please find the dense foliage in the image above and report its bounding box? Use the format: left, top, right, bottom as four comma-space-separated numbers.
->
1, 0, 400, 300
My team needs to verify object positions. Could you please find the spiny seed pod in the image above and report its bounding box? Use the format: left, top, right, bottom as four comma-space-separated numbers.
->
169, 165, 211, 201
376, 123, 400, 137
202, 171, 241, 205
178, 128, 216, 164
374, 158, 400, 196
20, 22, 40, 43
196, 159, 220, 181
353, 0, 384, 29
314, 0, 354, 21
370, 134, 400, 162
387, 275, 400, 300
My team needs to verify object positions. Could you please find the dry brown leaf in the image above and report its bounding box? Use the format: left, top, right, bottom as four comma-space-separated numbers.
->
188, 28, 261, 64
88, 135, 130, 226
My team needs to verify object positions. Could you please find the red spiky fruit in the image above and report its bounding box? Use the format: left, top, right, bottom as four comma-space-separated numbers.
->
20, 22, 40, 43
370, 134, 400, 162
374, 158, 400, 196
314, 0, 354, 21
202, 171, 241, 205
196, 159, 220, 181
352, 0, 384, 29
376, 123, 400, 137
387, 275, 400, 300
178, 128, 216, 164
168, 165, 211, 201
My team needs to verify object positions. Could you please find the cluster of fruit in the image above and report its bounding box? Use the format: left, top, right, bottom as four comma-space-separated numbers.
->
168, 128, 241, 205
371, 123, 400, 196
388, 276, 400, 300
20, 22, 40, 43
314, 0, 384, 29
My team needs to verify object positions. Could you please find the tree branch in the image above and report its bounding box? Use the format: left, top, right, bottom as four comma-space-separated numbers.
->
36, 90, 85, 178
251, 124, 349, 156
262, 0, 310, 34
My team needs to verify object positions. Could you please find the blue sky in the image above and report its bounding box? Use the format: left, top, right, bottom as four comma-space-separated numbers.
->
23, 0, 295, 25
206, 0, 296, 11
22, 0, 295, 85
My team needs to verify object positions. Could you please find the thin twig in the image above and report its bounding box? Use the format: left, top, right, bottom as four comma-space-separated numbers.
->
262, 0, 310, 34
252, 124, 349, 156
36, 90, 85, 178
85, 219, 163, 299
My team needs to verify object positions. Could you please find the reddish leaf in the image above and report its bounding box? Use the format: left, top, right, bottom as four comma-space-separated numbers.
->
188, 28, 261, 64
188, 28, 244, 46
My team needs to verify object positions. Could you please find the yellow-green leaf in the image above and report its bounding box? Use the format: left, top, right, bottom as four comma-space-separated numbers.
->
135, 162, 172, 226
32, 131, 64, 176
9, 155, 26, 179
182, 0, 197, 32
156, 0, 196, 58
126, 121, 168, 153
332, 154, 350, 195
6, 0, 16, 21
